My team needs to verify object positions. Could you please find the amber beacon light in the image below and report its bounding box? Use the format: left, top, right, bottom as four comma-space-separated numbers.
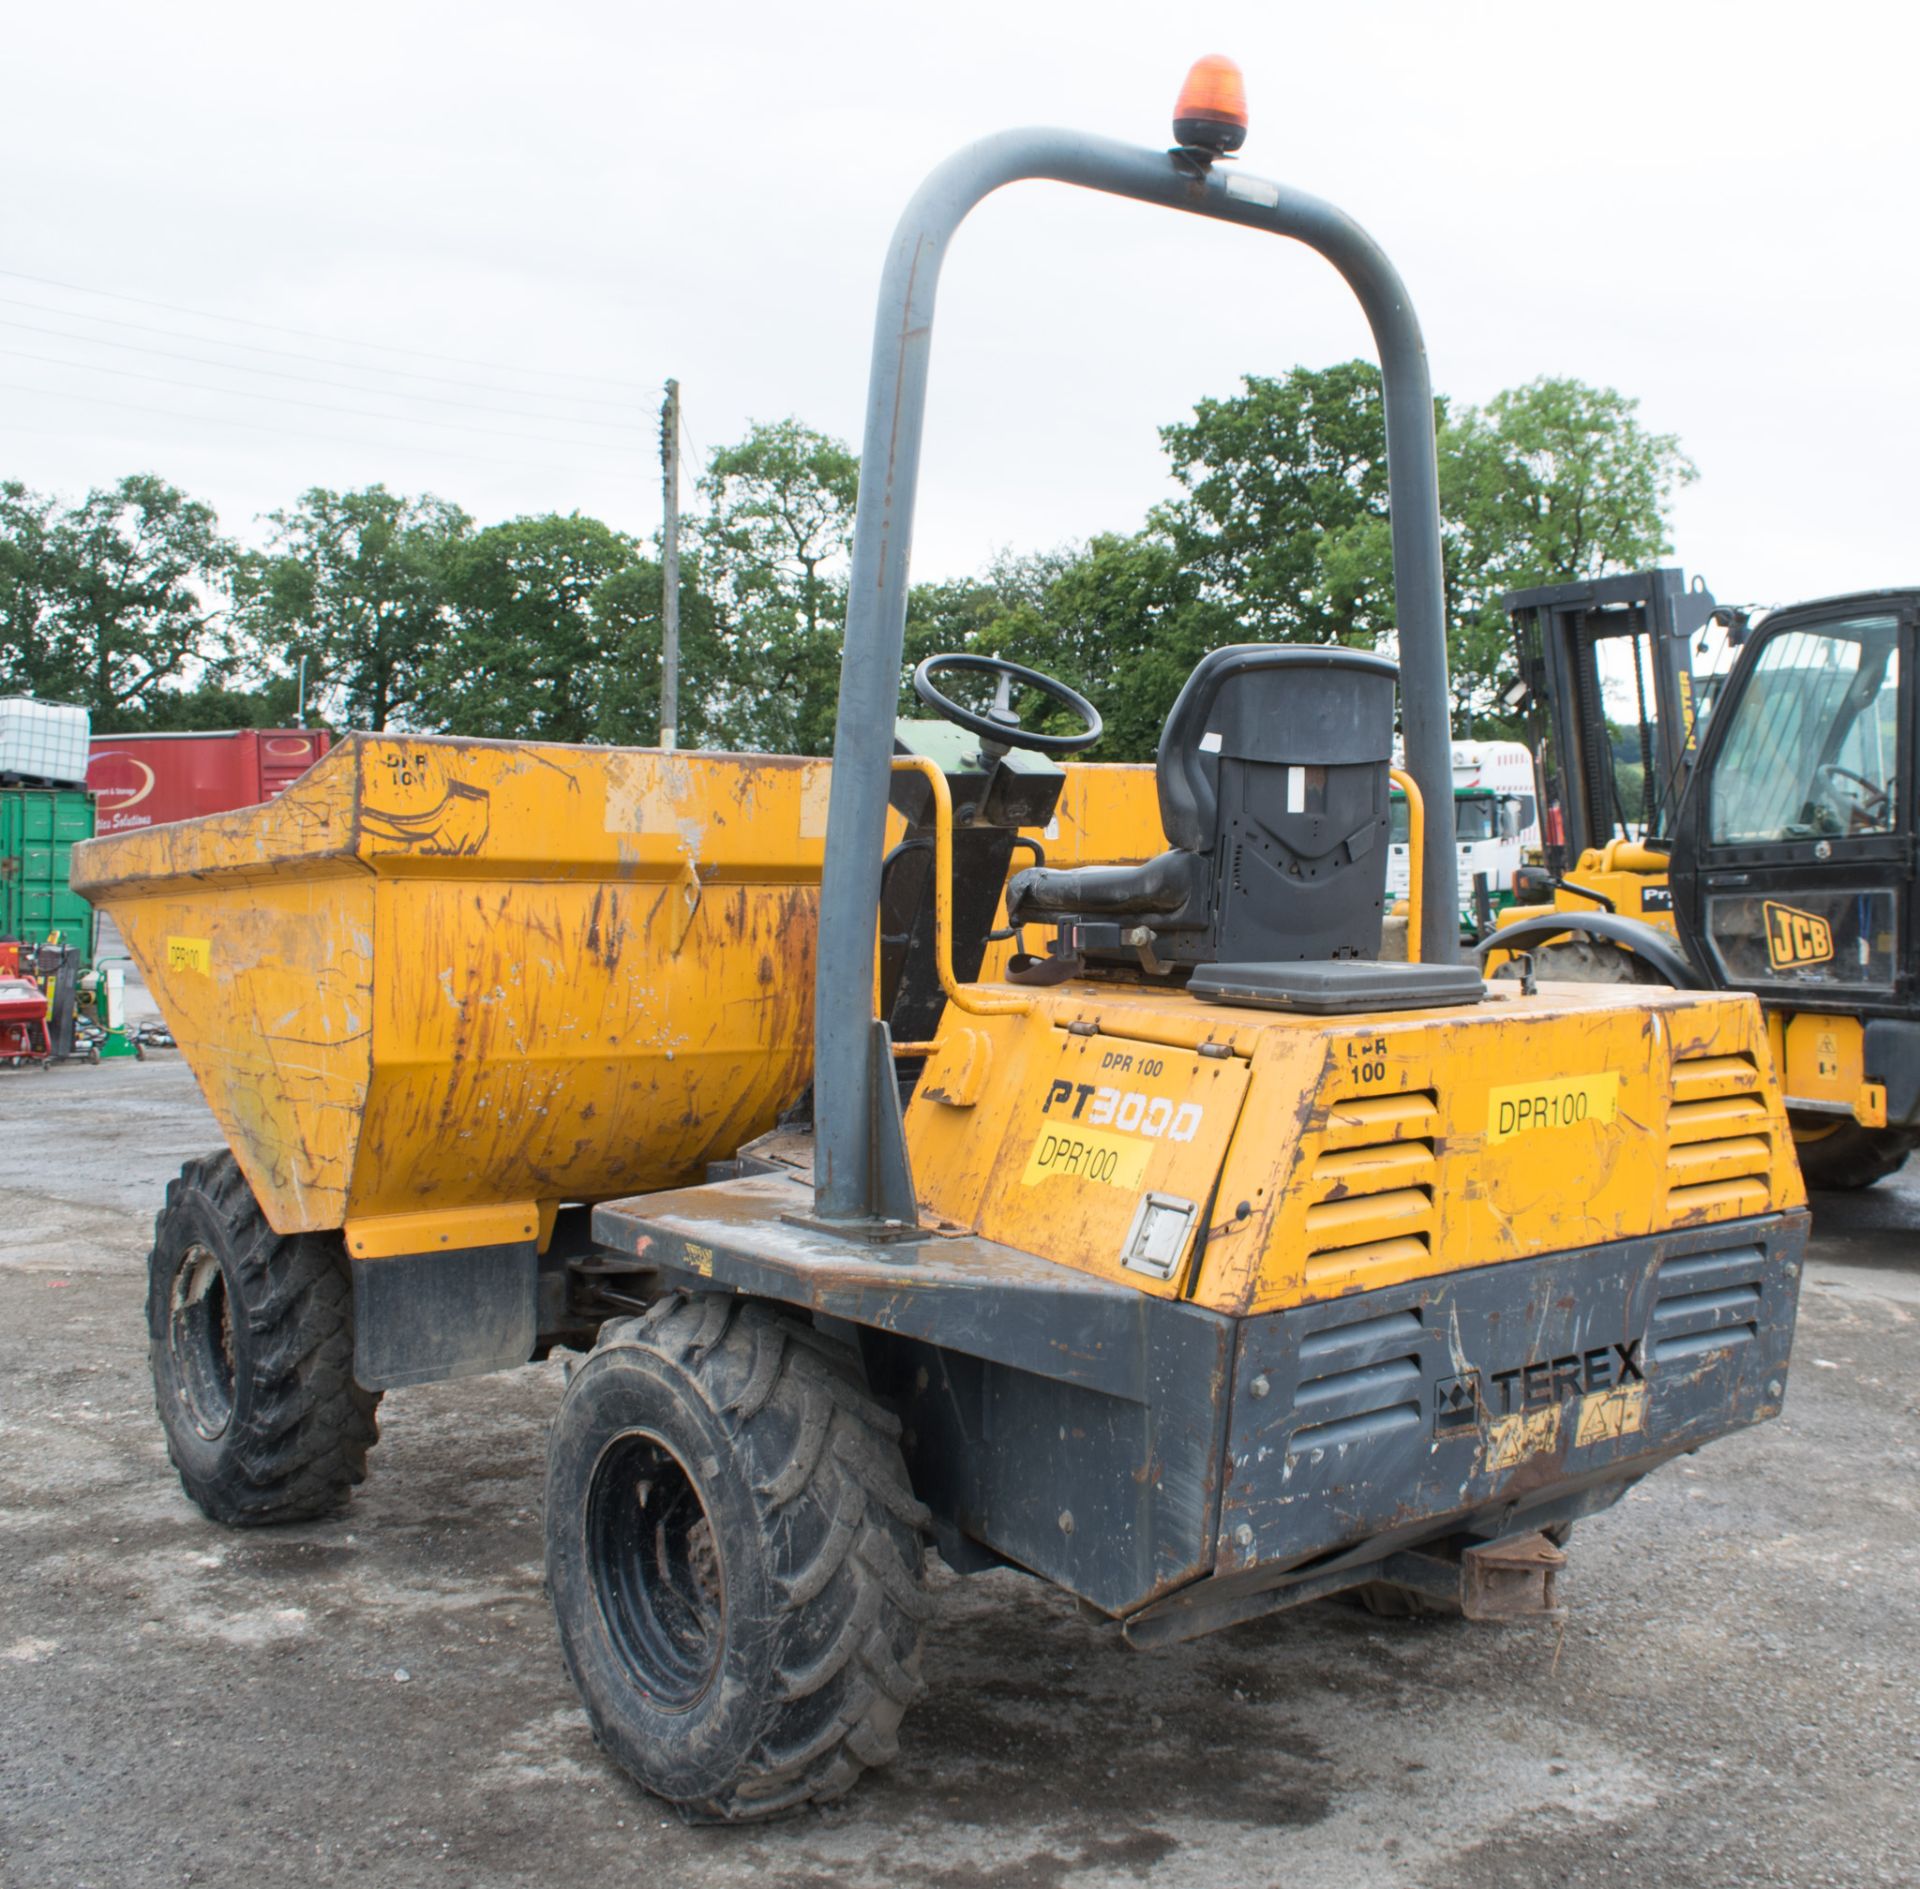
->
1171, 54, 1248, 160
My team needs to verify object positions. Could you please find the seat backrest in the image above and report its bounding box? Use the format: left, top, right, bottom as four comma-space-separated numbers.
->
1156, 643, 1400, 961
1156, 644, 1400, 850
1004, 643, 1401, 967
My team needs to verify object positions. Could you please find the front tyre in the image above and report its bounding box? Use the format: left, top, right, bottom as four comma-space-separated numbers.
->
1790, 1117, 1919, 1191
1492, 940, 1666, 984
148, 1151, 381, 1525
545, 1294, 931, 1822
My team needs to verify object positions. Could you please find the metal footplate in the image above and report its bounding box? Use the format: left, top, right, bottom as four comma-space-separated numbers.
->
590, 1167, 1214, 1407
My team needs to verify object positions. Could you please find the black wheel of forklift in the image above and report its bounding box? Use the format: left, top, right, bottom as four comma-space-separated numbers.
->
1491, 939, 1665, 985
545, 1293, 932, 1823
147, 1150, 381, 1526
1790, 1116, 1920, 1191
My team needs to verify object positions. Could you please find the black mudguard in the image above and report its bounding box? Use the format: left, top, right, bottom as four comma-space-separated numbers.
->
1476, 910, 1704, 989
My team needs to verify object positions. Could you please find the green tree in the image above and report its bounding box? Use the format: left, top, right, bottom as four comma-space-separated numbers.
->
0, 474, 232, 728
1148, 364, 1694, 735
414, 514, 724, 747
0, 483, 58, 698
421, 513, 638, 742
1160, 361, 1402, 647
987, 535, 1230, 760
900, 546, 1095, 732
117, 680, 304, 732
695, 419, 858, 754
232, 485, 469, 730
1443, 377, 1695, 725
590, 552, 727, 748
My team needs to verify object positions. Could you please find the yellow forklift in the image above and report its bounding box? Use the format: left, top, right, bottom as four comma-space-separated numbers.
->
79, 63, 1808, 1823
1495, 571, 1918, 1188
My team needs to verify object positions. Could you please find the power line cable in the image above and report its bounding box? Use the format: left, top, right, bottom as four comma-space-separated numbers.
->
0, 314, 653, 434
0, 263, 660, 392
0, 344, 634, 454
0, 375, 610, 480
0, 292, 661, 413
676, 395, 708, 480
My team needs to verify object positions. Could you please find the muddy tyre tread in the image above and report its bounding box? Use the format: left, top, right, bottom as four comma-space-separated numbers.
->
1495, 939, 1667, 985
148, 1150, 380, 1526
1791, 1119, 1920, 1192
550, 1294, 929, 1822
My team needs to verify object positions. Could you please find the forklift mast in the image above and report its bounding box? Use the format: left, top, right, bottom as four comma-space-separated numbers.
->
1506, 569, 1718, 870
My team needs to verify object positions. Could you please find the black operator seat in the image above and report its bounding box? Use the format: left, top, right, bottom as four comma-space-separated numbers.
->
1007, 643, 1398, 965
1006, 643, 1486, 1012
1009, 642, 1456, 984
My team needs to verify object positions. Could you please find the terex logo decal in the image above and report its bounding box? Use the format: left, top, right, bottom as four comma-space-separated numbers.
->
1432, 1341, 1646, 1430
1487, 1340, 1644, 1415
1041, 1078, 1202, 1143
1431, 1342, 1651, 1464
1434, 1371, 1480, 1435
1764, 900, 1834, 971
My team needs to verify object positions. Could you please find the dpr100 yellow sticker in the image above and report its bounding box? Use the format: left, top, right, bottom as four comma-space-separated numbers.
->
1486, 1071, 1619, 1144
165, 936, 212, 976
1021, 1124, 1153, 1191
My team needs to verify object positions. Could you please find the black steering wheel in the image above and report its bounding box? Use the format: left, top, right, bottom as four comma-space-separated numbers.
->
911, 653, 1103, 757
1816, 762, 1893, 826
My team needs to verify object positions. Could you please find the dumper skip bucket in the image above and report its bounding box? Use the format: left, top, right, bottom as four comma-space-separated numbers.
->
72, 733, 1155, 1262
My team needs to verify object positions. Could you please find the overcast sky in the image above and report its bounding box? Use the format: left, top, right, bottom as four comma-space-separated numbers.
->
4, 1, 1914, 612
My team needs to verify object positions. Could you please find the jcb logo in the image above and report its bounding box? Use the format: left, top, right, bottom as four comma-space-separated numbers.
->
1764, 901, 1834, 971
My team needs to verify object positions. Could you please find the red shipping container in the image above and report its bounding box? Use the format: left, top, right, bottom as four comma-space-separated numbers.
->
86, 729, 332, 836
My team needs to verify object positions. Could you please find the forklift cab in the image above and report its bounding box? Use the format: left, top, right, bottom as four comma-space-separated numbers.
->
1670, 590, 1919, 1119
1492, 575, 1920, 1180
1506, 567, 1718, 870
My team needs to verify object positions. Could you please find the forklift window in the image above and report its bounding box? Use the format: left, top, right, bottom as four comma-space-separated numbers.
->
1708, 618, 1900, 844
1389, 796, 1410, 844
1455, 795, 1498, 842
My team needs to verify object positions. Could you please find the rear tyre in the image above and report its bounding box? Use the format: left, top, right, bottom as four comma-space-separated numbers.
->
545, 1294, 931, 1822
147, 1151, 380, 1526
1790, 1117, 1920, 1191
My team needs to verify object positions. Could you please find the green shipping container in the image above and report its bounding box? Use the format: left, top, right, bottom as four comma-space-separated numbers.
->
1, 787, 95, 969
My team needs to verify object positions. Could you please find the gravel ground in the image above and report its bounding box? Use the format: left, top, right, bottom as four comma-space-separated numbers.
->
1, 1056, 1916, 1889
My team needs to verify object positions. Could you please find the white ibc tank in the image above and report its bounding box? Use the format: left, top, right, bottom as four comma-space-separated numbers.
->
0, 697, 91, 785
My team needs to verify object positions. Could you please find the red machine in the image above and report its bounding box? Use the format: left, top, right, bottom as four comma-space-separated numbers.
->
86, 729, 331, 836
0, 974, 50, 1066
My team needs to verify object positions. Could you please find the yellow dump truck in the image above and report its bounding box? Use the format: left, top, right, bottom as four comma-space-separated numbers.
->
74, 65, 1809, 1828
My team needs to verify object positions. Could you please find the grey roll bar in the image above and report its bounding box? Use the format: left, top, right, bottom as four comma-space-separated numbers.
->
812, 127, 1460, 1223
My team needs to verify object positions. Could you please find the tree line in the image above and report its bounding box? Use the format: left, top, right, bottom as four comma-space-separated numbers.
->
0, 365, 1692, 760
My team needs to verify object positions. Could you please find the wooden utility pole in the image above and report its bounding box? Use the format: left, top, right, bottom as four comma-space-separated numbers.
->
659, 379, 681, 752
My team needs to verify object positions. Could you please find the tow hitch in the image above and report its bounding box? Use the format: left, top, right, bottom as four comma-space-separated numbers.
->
1376, 1530, 1569, 1621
